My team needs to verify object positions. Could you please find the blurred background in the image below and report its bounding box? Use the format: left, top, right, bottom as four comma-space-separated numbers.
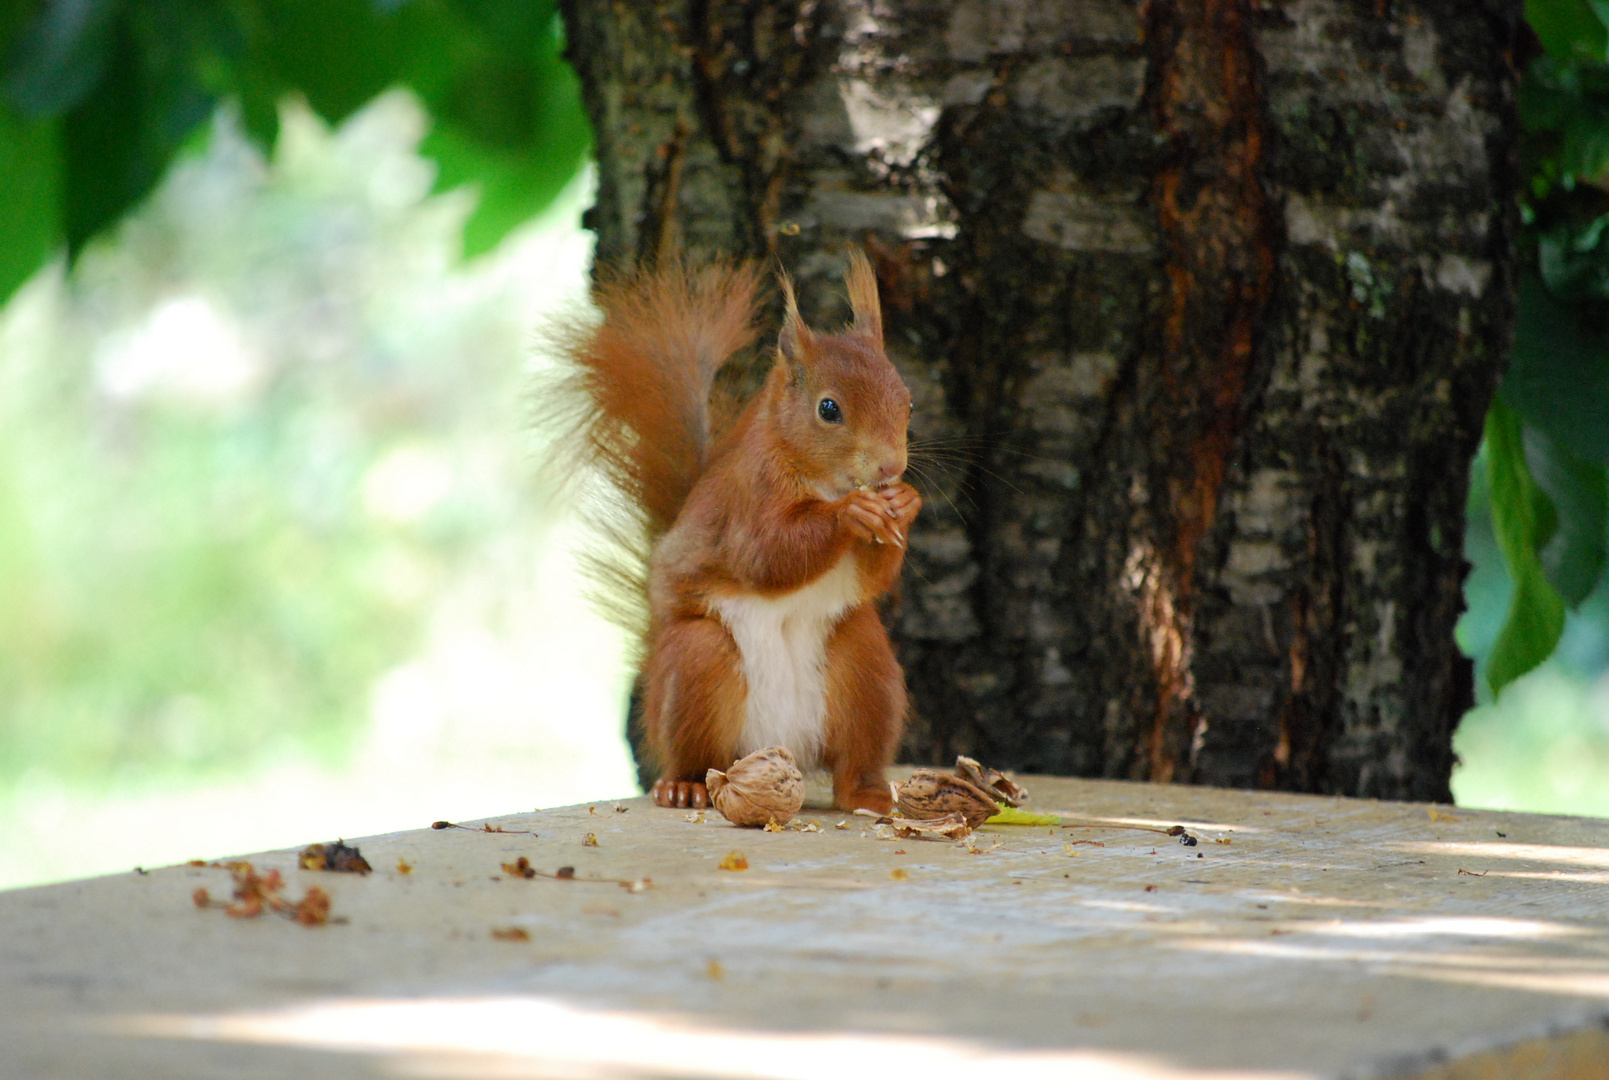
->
2, 0, 1608, 890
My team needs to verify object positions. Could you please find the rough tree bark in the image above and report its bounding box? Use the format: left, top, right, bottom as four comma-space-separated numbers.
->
558, 0, 1520, 801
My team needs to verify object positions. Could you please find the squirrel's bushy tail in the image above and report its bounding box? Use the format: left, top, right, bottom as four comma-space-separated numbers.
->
546, 260, 761, 631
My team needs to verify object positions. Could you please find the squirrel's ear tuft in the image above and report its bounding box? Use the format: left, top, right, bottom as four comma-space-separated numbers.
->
844, 247, 882, 345
777, 269, 814, 366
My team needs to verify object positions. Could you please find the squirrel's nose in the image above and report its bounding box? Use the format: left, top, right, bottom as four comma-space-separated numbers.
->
876, 460, 903, 482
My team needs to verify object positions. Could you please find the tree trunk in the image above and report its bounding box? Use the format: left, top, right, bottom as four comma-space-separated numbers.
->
559, 0, 1521, 801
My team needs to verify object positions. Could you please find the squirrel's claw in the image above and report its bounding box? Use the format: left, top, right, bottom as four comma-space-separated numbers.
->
652, 778, 708, 809
844, 496, 897, 546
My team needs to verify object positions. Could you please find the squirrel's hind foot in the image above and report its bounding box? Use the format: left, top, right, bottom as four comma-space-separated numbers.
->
835, 782, 894, 816
652, 778, 709, 809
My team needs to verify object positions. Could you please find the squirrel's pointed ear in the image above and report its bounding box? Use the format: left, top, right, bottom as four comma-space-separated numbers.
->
777, 269, 814, 367
844, 247, 882, 345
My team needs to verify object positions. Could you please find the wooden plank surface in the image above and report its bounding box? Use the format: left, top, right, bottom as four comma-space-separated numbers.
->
3, 775, 1607, 1079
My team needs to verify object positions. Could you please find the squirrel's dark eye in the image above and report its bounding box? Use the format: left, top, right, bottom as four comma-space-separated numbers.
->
818, 397, 843, 424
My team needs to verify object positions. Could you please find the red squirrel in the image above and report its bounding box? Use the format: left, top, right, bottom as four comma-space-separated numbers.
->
556, 249, 919, 813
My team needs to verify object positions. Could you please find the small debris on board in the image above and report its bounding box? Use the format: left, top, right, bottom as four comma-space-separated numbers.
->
491, 927, 530, 942
299, 841, 372, 874
432, 820, 536, 835
718, 851, 749, 871
499, 856, 651, 892
191, 862, 340, 926
502, 857, 539, 880
1060, 818, 1204, 847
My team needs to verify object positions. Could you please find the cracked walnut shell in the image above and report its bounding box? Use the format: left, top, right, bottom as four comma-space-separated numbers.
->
706, 747, 804, 827
893, 769, 1000, 829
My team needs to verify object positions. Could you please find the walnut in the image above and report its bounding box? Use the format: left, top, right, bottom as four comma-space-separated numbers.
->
706, 747, 804, 828
892, 769, 1000, 829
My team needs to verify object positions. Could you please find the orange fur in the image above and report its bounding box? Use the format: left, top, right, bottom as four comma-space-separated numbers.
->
555, 249, 920, 812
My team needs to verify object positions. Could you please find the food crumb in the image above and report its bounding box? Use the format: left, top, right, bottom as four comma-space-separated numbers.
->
718, 851, 749, 871
299, 841, 372, 875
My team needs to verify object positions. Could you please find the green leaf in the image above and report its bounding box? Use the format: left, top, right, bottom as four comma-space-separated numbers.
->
422, 116, 588, 259
1504, 271, 1609, 467
2, 0, 120, 116
0, 103, 61, 301
1484, 400, 1568, 694
233, 0, 588, 256
1527, 0, 1609, 62
415, 3, 591, 256
0, 0, 590, 303
1526, 427, 1609, 606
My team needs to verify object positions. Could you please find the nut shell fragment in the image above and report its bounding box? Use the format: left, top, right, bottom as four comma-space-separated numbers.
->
888, 812, 973, 840
707, 747, 804, 827
954, 755, 1028, 807
893, 769, 1000, 829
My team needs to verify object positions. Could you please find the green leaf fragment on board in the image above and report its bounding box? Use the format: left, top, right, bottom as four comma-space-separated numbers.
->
984, 807, 1062, 826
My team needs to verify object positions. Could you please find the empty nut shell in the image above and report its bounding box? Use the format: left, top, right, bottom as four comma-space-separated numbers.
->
893, 769, 1000, 829
707, 747, 805, 827
954, 755, 1028, 807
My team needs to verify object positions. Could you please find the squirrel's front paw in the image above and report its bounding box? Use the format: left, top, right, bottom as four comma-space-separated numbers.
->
652, 778, 708, 809
881, 482, 921, 531
841, 489, 904, 548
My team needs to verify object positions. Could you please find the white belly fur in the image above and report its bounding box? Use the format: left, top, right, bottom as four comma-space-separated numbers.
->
710, 553, 862, 766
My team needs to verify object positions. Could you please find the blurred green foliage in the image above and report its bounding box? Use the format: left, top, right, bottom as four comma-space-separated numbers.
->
1475, 0, 1609, 694
0, 0, 589, 303
1458, 426, 1609, 813
0, 93, 569, 795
